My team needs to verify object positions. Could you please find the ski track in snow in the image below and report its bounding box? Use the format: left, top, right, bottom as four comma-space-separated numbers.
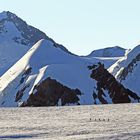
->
0, 103, 140, 140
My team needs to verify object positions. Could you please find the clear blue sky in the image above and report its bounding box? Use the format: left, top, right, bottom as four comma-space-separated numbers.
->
1, 0, 140, 55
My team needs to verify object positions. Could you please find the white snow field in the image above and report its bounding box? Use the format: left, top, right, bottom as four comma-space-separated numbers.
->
0, 103, 140, 140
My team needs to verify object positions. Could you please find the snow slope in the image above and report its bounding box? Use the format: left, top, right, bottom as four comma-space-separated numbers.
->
108, 44, 140, 94
0, 11, 70, 75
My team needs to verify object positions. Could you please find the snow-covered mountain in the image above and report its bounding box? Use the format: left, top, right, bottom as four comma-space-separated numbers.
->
0, 11, 70, 75
88, 46, 127, 57
83, 46, 128, 68
0, 11, 139, 107
108, 44, 140, 95
0, 39, 139, 107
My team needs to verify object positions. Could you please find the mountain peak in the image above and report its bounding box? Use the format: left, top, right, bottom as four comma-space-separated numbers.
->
0, 11, 47, 46
0, 11, 17, 20
0, 11, 70, 53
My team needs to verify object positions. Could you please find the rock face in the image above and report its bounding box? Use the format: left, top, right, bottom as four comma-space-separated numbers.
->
21, 77, 81, 107
88, 63, 140, 104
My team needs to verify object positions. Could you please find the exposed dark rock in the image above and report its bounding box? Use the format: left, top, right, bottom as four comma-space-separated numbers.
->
93, 91, 97, 104
21, 77, 81, 107
89, 63, 140, 104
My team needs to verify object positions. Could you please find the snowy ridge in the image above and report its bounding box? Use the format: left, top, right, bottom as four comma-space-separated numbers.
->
109, 45, 140, 77
108, 44, 140, 94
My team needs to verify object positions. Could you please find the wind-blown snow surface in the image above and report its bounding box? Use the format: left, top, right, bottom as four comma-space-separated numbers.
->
0, 39, 98, 107
108, 45, 140, 94
0, 104, 140, 140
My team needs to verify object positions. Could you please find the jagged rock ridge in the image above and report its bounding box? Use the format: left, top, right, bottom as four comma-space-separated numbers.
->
89, 63, 140, 104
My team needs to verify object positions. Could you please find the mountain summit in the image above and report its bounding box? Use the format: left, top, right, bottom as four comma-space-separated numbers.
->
0, 11, 47, 46
0, 11, 70, 75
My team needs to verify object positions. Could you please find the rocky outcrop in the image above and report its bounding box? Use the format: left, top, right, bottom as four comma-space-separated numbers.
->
21, 77, 81, 107
88, 63, 140, 104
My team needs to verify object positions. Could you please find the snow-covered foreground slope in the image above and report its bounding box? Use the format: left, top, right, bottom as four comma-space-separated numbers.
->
0, 104, 140, 140
0, 11, 70, 75
108, 45, 140, 94
0, 39, 139, 107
